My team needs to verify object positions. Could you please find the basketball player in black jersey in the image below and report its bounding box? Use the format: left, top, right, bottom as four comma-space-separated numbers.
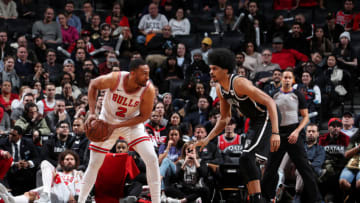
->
197, 48, 280, 203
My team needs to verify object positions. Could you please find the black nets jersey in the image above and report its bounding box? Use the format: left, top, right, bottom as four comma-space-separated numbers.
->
220, 74, 267, 120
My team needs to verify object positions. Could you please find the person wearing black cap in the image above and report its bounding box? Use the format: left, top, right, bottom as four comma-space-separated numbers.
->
197, 48, 280, 203
341, 111, 359, 138
323, 12, 344, 45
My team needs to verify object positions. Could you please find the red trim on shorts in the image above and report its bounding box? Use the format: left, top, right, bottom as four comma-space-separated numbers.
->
89, 144, 109, 154
110, 72, 122, 92
128, 136, 151, 148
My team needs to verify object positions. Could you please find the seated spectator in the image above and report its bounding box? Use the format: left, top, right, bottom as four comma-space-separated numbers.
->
0, 81, 18, 113
32, 7, 62, 45
92, 23, 117, 51
217, 4, 238, 33
158, 56, 184, 92
16, 35, 38, 63
285, 22, 310, 56
15, 47, 34, 81
145, 110, 166, 148
294, 13, 313, 39
263, 69, 282, 96
190, 37, 213, 65
57, 12, 79, 46
137, 3, 168, 44
271, 37, 308, 70
70, 118, 89, 168
41, 121, 73, 167
33, 36, 48, 63
0, 30, 14, 63
162, 92, 174, 119
45, 99, 72, 134
309, 27, 333, 57
339, 124, 360, 201
105, 2, 129, 28
36, 83, 56, 116
169, 8, 190, 36
15, 102, 51, 143
176, 43, 190, 75
323, 12, 345, 46
98, 51, 118, 75
0, 56, 20, 93
10, 85, 31, 111
83, 13, 101, 41
79, 1, 94, 28
0, 106, 10, 134
185, 52, 210, 83
217, 118, 243, 161
186, 82, 212, 114
341, 111, 359, 138
42, 49, 62, 85
318, 118, 350, 203
10, 92, 34, 123
55, 81, 76, 118
184, 96, 210, 129
242, 41, 261, 74
253, 49, 280, 87
0, 0, 17, 19
267, 14, 289, 43
336, 0, 355, 31
164, 140, 210, 203
0, 126, 40, 195
333, 31, 358, 76
293, 71, 321, 123
57, 1, 81, 33
154, 101, 168, 127
317, 55, 351, 119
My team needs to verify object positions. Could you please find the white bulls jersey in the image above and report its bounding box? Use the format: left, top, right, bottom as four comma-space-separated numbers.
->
99, 71, 150, 125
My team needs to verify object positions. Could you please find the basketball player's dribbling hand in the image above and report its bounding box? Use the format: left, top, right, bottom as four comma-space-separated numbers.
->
196, 137, 210, 152
270, 134, 280, 152
85, 114, 97, 130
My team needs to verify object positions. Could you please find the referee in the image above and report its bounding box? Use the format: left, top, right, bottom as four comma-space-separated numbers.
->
262, 68, 320, 202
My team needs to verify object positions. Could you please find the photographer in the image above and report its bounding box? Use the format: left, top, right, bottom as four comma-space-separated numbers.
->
164, 141, 210, 202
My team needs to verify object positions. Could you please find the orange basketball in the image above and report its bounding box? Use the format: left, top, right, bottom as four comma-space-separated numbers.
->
85, 119, 112, 142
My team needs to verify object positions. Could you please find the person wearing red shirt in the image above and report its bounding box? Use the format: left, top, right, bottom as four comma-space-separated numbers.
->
336, 0, 356, 31
271, 37, 308, 70
0, 81, 19, 113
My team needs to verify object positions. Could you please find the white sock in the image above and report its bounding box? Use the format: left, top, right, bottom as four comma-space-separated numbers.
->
134, 141, 161, 203
78, 150, 106, 203
40, 160, 55, 197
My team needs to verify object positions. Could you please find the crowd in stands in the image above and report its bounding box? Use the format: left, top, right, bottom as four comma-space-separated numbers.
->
0, 0, 359, 202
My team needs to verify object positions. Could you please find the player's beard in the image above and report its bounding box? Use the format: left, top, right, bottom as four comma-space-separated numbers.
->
63, 164, 76, 172
136, 78, 147, 87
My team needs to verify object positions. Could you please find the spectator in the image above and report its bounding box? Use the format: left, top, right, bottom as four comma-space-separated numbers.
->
163, 111, 189, 137
341, 111, 359, 138
41, 121, 73, 167
0, 56, 20, 93
137, 3, 168, 40
271, 37, 308, 70
176, 43, 190, 74
242, 41, 261, 75
323, 12, 344, 45
105, 2, 129, 28
186, 82, 212, 114
0, 126, 40, 195
36, 83, 56, 116
0, 30, 14, 63
185, 52, 210, 83
184, 96, 210, 129
217, 4, 238, 33
10, 85, 31, 111
70, 118, 89, 168
335, 0, 355, 31
0, 0, 17, 19
98, 51, 118, 75
253, 49, 280, 88
10, 92, 34, 123
92, 23, 117, 50
145, 110, 166, 148
15, 102, 51, 142
318, 117, 350, 202
45, 99, 72, 134
57, 0, 81, 33
16, 35, 38, 63
79, 1, 94, 28
333, 31, 358, 73
14, 47, 34, 80
309, 27, 333, 57
0, 81, 18, 113
55, 81, 77, 118
146, 25, 177, 58
32, 7, 62, 45
190, 37, 213, 65
57, 13, 79, 46
339, 124, 360, 201
285, 22, 310, 56
164, 140, 210, 203
0, 107, 9, 135
294, 13, 313, 39
293, 71, 321, 123
267, 14, 289, 43
33, 36, 48, 63
169, 8, 191, 35
42, 49, 62, 85
83, 13, 101, 41
162, 92, 174, 119
263, 69, 282, 96
217, 118, 242, 156
235, 52, 245, 72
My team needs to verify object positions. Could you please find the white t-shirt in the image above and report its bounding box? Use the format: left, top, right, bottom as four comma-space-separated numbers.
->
138, 14, 168, 34
169, 18, 190, 35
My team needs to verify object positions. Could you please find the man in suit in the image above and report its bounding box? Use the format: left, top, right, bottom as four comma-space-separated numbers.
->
184, 96, 210, 129
0, 126, 40, 195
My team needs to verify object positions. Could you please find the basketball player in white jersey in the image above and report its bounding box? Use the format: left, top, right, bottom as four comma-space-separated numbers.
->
78, 59, 161, 203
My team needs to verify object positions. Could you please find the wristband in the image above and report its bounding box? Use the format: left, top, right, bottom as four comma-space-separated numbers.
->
272, 132, 279, 135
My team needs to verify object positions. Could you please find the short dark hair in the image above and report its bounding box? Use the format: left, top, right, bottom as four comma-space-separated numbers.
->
24, 102, 38, 114
129, 58, 147, 72
56, 120, 70, 129
208, 48, 235, 74
65, 0, 75, 6
12, 126, 24, 135
307, 123, 319, 131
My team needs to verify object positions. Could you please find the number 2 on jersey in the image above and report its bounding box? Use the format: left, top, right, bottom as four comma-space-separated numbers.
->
116, 107, 127, 117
